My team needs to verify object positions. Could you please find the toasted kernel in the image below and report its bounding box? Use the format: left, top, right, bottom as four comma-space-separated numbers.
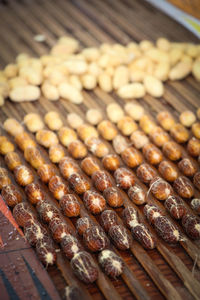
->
5, 151, 21, 171
149, 177, 173, 201
106, 103, 124, 123
0, 137, 15, 155
143, 143, 163, 165
77, 124, 99, 142
179, 111, 196, 127
162, 141, 182, 161
98, 250, 124, 278
86, 109, 103, 125
170, 123, 189, 143
14, 165, 34, 186
59, 157, 80, 179
68, 140, 87, 159
25, 183, 45, 205
165, 195, 186, 219
13, 202, 33, 227
158, 160, 178, 182
37, 164, 56, 183
149, 127, 170, 147
61, 235, 82, 259
15, 131, 36, 151
49, 144, 65, 163
136, 163, 157, 184
182, 214, 200, 239
81, 157, 100, 176
58, 127, 77, 147
178, 158, 197, 177
76, 217, 93, 236
1, 184, 22, 207
102, 154, 120, 171
24, 146, 44, 169
67, 113, 83, 129
139, 115, 156, 135
24, 113, 44, 132
173, 176, 194, 199
37, 202, 60, 223
103, 187, 124, 207
194, 172, 200, 191
112, 135, 129, 154
130, 130, 149, 149
92, 170, 112, 192
117, 116, 138, 136
121, 147, 143, 168
187, 137, 200, 157
128, 184, 146, 205
36, 130, 59, 148
68, 173, 91, 194
157, 111, 175, 131
98, 120, 118, 141
85, 137, 109, 158
83, 226, 109, 252
192, 123, 200, 139
100, 210, 118, 232
109, 225, 132, 250
60, 194, 80, 217
124, 103, 144, 121
44, 111, 63, 131
49, 175, 69, 200
3, 118, 24, 137
70, 252, 98, 284
114, 167, 135, 189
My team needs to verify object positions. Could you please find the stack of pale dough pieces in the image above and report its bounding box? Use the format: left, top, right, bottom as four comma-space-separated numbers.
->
0, 36, 200, 106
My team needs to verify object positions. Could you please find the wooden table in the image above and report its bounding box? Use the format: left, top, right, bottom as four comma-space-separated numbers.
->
0, 1, 200, 300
